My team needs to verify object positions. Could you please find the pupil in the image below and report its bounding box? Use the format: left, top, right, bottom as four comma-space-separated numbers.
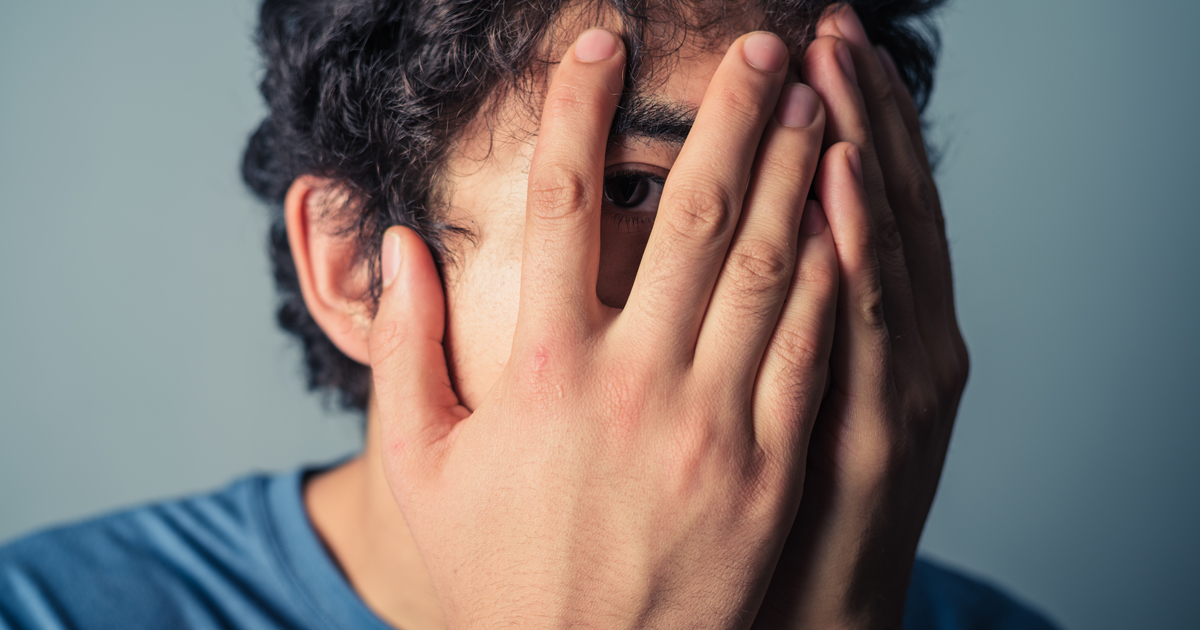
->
605, 174, 649, 208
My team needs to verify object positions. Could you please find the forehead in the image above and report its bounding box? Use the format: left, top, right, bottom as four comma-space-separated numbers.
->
448, 1, 774, 164
542, 2, 762, 107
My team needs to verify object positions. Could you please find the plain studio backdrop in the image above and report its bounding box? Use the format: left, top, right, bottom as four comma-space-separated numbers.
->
2, 1, 1198, 628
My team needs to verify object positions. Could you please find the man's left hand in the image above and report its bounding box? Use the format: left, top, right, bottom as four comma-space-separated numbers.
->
754, 6, 970, 629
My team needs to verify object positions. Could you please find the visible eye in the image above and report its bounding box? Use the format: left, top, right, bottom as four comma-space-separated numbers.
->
604, 172, 654, 207
601, 168, 665, 231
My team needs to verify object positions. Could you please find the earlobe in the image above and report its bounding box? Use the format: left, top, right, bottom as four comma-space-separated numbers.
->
285, 175, 372, 365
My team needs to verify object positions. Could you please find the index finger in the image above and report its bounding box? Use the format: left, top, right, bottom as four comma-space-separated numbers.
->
621, 32, 789, 359
519, 28, 626, 337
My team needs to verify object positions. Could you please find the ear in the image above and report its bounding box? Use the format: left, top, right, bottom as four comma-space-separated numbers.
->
284, 175, 372, 365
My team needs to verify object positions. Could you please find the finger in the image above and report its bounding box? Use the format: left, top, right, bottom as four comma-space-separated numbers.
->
817, 143, 951, 483
818, 144, 898, 403
696, 83, 825, 394
818, 9, 930, 183
802, 34, 924, 368
520, 28, 626, 338
823, 7, 958, 374
753, 199, 838, 460
875, 45, 931, 176
876, 44, 969, 370
370, 227, 469, 472
621, 31, 789, 360
751, 147, 897, 630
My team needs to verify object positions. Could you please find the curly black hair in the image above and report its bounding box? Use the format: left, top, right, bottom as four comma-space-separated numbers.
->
241, 0, 945, 412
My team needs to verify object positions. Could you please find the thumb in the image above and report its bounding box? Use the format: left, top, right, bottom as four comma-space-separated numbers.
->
369, 226, 468, 461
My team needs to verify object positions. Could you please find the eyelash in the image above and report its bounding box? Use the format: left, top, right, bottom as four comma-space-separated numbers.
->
603, 168, 665, 232
607, 210, 654, 232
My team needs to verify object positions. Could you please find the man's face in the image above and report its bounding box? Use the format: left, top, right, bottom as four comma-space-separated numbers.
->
437, 27, 736, 409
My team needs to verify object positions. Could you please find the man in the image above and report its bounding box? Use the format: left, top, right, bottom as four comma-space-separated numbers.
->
0, 0, 1057, 628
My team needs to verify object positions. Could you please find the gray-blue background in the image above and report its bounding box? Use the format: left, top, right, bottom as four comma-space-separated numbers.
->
2, 1, 1197, 628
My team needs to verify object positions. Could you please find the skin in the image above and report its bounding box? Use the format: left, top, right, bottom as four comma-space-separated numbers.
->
288, 6, 967, 630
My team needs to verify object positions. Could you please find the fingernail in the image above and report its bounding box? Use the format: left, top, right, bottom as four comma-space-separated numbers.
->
846, 144, 863, 184
834, 41, 857, 83
742, 32, 787, 73
776, 84, 819, 128
574, 28, 619, 62
382, 231, 401, 289
801, 199, 828, 235
834, 6, 871, 49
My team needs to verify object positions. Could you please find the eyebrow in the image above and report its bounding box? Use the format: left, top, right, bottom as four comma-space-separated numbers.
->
609, 95, 696, 146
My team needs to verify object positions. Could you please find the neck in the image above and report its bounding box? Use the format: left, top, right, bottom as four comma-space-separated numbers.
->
304, 403, 445, 630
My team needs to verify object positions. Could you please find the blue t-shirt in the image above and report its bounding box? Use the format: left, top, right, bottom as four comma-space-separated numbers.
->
0, 469, 1058, 629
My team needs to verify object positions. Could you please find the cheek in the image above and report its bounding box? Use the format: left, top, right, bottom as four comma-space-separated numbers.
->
443, 207, 655, 406
441, 187, 528, 410
443, 246, 522, 410
440, 137, 533, 408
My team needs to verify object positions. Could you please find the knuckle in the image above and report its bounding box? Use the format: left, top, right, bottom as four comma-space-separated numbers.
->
794, 255, 839, 294
933, 202, 948, 235
667, 416, 725, 478
725, 240, 795, 298
875, 212, 905, 254
804, 36, 840, 67
896, 173, 938, 225
857, 278, 888, 332
712, 83, 768, 123
839, 219, 881, 277
662, 182, 737, 242
527, 168, 594, 223
867, 67, 897, 106
770, 325, 824, 387
755, 153, 801, 191
913, 174, 938, 213
543, 83, 606, 120
957, 340, 971, 384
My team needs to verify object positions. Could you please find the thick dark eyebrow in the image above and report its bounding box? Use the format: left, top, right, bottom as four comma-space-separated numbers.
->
609, 95, 696, 146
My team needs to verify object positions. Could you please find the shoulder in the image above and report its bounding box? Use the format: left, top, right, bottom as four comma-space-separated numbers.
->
906, 556, 1060, 630
0, 474, 299, 630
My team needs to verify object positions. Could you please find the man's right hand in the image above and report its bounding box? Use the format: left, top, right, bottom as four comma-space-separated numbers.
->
366, 27, 837, 630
